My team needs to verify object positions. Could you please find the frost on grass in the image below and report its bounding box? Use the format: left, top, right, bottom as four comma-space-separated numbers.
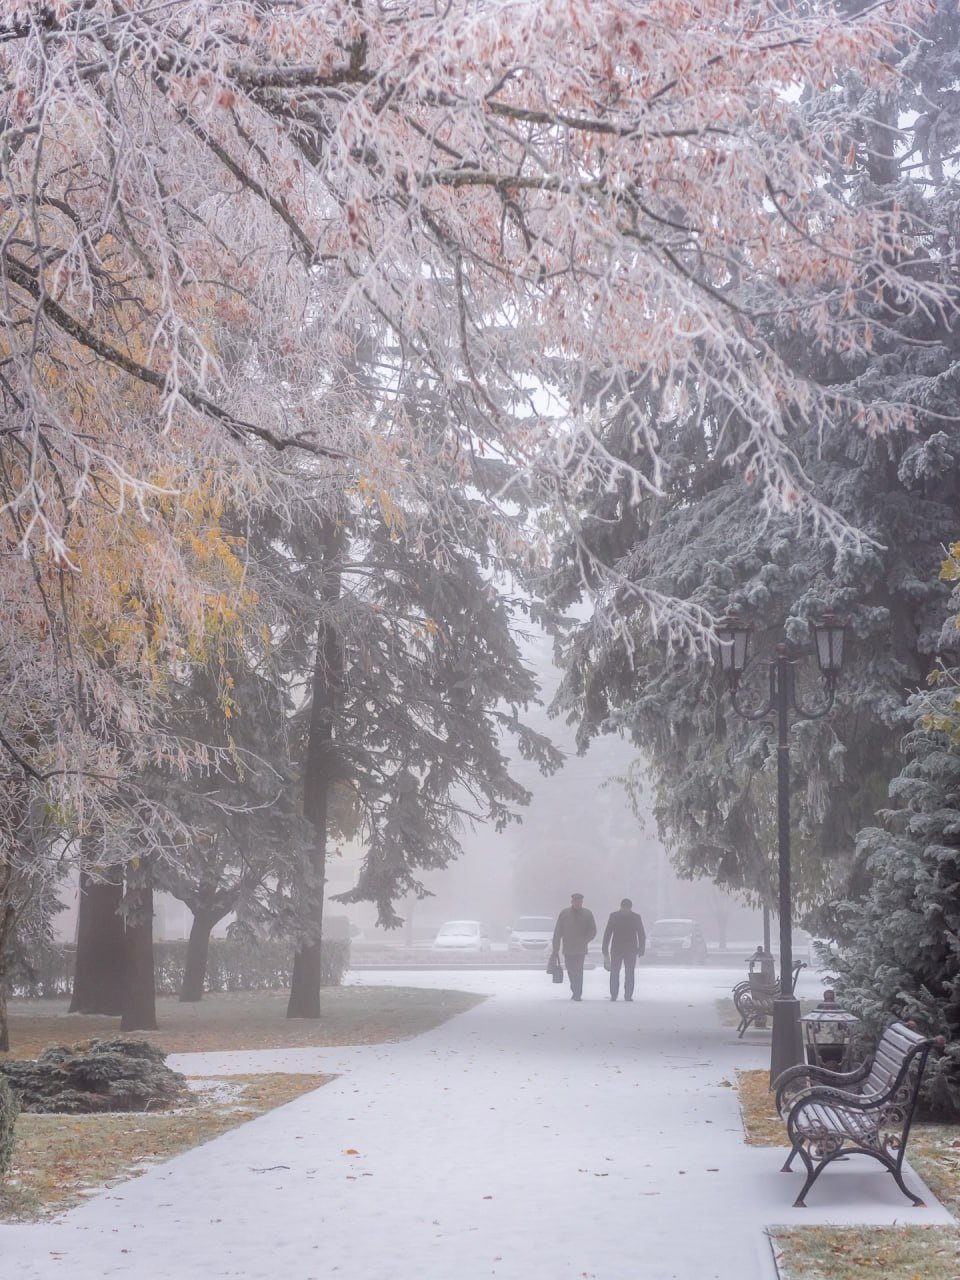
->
771, 1225, 960, 1280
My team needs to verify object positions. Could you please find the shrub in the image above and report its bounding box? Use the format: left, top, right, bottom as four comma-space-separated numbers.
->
9, 937, 349, 999
153, 937, 350, 994
0, 1073, 19, 1178
0, 1038, 188, 1114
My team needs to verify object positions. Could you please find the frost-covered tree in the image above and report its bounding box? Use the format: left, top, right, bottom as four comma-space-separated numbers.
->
0, 455, 269, 1045
548, 0, 960, 915
831, 668, 960, 1115
549, 404, 959, 913
826, 541, 960, 1113
1, 0, 955, 1030
272, 474, 562, 1018
0, 1, 949, 603
150, 658, 312, 1005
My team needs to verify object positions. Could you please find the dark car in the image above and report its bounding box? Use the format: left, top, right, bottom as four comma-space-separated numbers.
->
647, 918, 708, 964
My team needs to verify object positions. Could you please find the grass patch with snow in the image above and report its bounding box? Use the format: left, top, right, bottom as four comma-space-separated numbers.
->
3, 985, 485, 1059
771, 1224, 960, 1279
737, 1067, 789, 1147
0, 1072, 327, 1221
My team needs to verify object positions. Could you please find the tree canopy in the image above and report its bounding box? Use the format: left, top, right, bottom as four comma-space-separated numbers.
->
547, 0, 960, 914
0, 1, 943, 556
1, 0, 956, 1025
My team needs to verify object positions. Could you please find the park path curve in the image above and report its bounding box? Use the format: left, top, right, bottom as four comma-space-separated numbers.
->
0, 965, 952, 1280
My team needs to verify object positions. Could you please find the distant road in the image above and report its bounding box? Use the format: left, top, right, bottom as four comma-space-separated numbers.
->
349, 949, 767, 972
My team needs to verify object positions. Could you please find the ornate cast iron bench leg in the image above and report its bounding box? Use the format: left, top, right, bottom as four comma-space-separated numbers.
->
793, 1153, 820, 1208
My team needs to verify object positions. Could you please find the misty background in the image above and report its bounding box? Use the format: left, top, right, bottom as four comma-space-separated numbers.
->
336, 630, 764, 949
54, 630, 764, 950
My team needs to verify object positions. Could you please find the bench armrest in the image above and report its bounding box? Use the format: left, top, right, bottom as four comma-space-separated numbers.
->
784, 1037, 940, 1119
774, 1058, 871, 1117
789, 1083, 887, 1112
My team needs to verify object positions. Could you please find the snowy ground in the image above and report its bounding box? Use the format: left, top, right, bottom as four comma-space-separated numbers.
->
0, 965, 951, 1280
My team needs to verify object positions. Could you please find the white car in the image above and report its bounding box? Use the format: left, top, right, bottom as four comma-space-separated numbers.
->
508, 916, 555, 955
430, 920, 491, 954
647, 918, 708, 964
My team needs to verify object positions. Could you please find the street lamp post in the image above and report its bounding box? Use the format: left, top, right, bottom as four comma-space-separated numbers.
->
715, 611, 845, 1085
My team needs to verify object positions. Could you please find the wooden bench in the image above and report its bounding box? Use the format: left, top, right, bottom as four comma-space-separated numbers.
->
772, 1020, 942, 1207
733, 961, 804, 1037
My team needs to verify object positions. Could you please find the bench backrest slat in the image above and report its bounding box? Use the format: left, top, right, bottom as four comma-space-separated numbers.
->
862, 1023, 927, 1096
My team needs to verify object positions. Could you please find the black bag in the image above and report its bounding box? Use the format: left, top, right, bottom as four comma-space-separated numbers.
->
547, 953, 563, 983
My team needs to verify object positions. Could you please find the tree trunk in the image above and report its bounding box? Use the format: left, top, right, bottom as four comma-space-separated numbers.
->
179, 909, 219, 1002
120, 880, 157, 1032
0, 975, 8, 1053
0, 902, 13, 1053
287, 522, 342, 1020
70, 867, 125, 1014
287, 943, 324, 1018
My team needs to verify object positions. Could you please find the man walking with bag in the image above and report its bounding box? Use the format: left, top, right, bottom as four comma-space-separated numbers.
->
551, 893, 597, 1001
602, 898, 646, 1001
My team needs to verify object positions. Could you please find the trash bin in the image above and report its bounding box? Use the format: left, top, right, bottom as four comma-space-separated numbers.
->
749, 945, 776, 985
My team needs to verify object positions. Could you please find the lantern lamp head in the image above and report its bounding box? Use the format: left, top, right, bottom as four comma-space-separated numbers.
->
811, 612, 846, 683
715, 612, 751, 686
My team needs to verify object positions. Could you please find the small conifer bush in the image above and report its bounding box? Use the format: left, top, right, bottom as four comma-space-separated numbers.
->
0, 1039, 187, 1114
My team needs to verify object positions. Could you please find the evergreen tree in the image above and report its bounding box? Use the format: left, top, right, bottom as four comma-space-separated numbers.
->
277, 483, 563, 1017
547, 1, 960, 917
829, 541, 960, 1113
831, 670, 960, 1115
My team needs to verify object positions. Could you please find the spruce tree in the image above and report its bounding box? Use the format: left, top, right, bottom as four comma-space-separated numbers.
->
831, 670, 960, 1115
277, 485, 563, 1020
547, 0, 960, 918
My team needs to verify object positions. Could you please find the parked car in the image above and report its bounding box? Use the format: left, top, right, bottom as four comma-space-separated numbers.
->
508, 915, 555, 955
430, 920, 491, 954
648, 918, 708, 964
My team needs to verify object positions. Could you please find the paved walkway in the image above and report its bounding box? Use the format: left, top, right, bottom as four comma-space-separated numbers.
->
0, 966, 951, 1279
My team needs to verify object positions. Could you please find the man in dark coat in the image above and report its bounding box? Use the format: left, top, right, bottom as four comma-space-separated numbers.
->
551, 893, 597, 1000
601, 898, 646, 1001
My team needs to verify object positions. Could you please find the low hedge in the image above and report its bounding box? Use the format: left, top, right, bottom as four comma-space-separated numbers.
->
153, 938, 349, 994
8, 937, 349, 999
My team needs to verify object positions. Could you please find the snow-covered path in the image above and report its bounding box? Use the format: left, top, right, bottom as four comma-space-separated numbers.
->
0, 966, 952, 1279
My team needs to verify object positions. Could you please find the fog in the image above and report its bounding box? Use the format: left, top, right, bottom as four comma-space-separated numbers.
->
51, 625, 763, 951
330, 628, 764, 950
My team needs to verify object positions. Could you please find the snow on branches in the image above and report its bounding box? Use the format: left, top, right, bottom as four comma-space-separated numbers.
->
0, 0, 943, 549
0, 0, 949, 821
